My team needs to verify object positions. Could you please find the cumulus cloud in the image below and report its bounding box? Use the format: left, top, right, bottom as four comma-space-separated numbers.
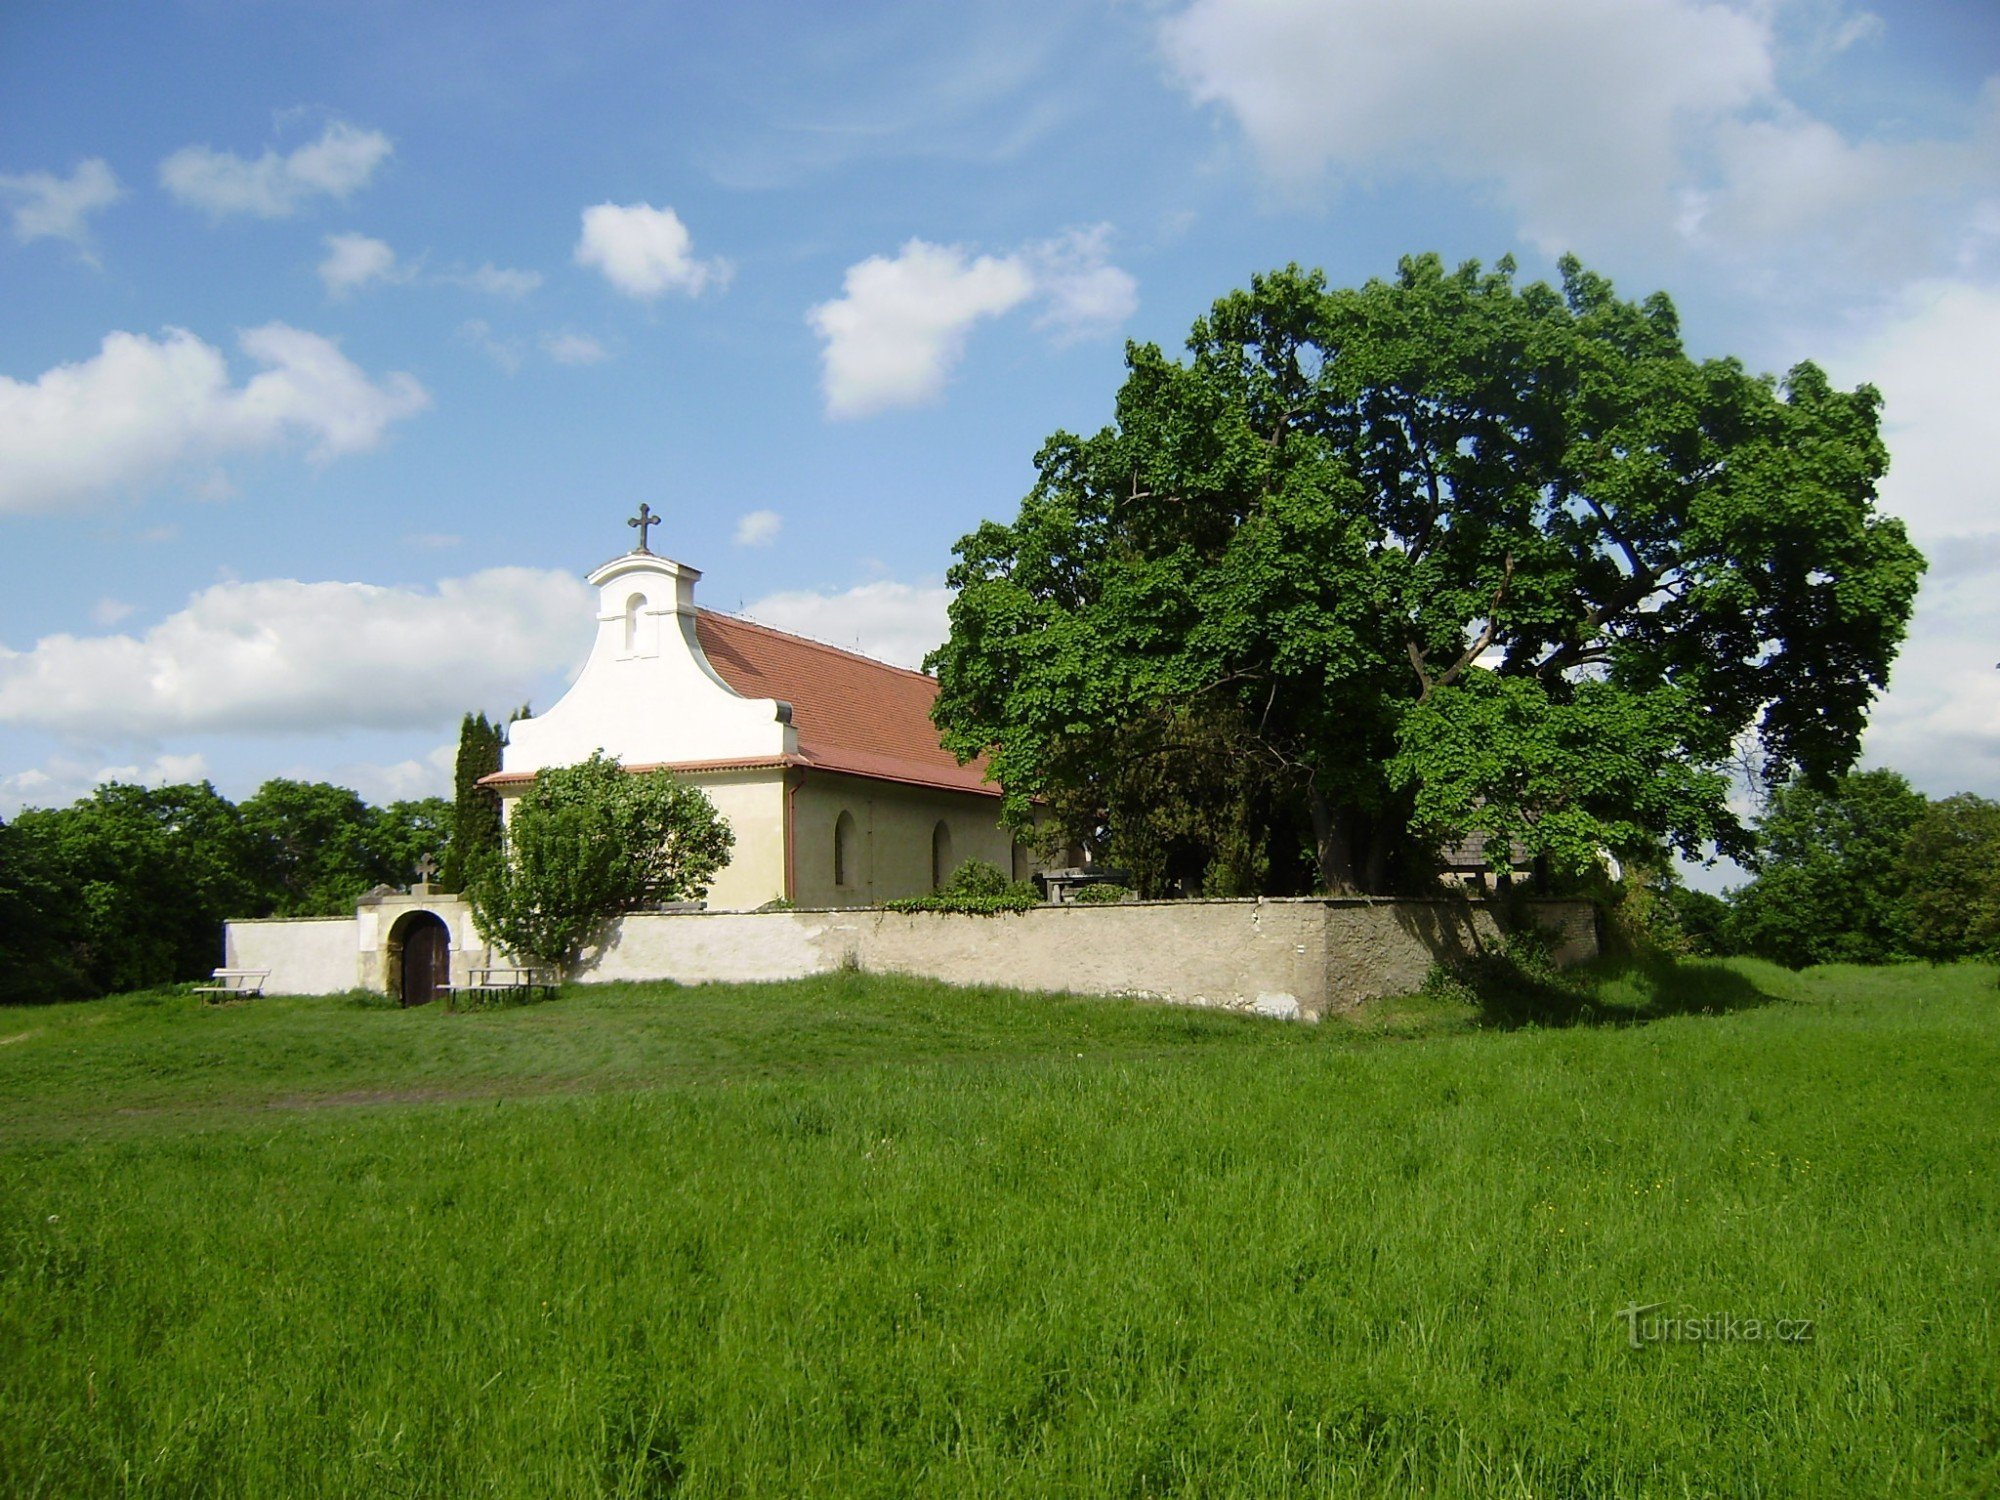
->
318, 232, 405, 296
1831, 279, 2000, 544
808, 229, 1136, 418
1688, 87, 2000, 282
1808, 277, 2000, 800
458, 318, 524, 372
160, 119, 393, 218
542, 331, 609, 365
0, 324, 430, 515
310, 742, 458, 806
1158, 0, 1998, 284
1026, 225, 1142, 343
738, 580, 952, 670
573, 202, 727, 299
1163, 0, 1771, 250
733, 509, 782, 547
1, 750, 210, 818
446, 262, 544, 299
0, 158, 123, 260
0, 569, 593, 739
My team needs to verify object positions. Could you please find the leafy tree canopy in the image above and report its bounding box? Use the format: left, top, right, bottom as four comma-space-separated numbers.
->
930, 255, 1924, 895
466, 752, 733, 976
239, 781, 450, 917
7, 782, 258, 997
1724, 769, 1928, 967
1895, 793, 2000, 962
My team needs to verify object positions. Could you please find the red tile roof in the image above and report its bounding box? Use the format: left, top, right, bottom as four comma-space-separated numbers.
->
693, 610, 998, 797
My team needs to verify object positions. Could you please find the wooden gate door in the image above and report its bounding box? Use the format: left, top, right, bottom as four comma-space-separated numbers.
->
401, 914, 450, 1006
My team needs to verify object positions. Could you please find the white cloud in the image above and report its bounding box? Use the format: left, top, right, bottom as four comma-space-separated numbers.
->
808, 240, 1035, 417
733, 509, 782, 547
0, 324, 430, 515
542, 331, 609, 365
738, 580, 952, 670
1163, 0, 1771, 250
1811, 277, 2000, 800
161, 119, 393, 219
1027, 224, 1141, 343
1830, 279, 2000, 543
1158, 0, 1999, 284
90, 598, 134, 627
1861, 562, 2000, 800
0, 569, 593, 739
318, 232, 404, 296
2, 750, 210, 818
0, 158, 123, 259
573, 202, 727, 299
458, 318, 524, 373
447, 263, 544, 299
808, 230, 1138, 417
309, 742, 458, 806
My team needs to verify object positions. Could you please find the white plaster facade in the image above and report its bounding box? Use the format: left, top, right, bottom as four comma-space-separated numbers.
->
503, 552, 796, 772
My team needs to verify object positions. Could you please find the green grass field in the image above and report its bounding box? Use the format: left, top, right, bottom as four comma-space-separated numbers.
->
2, 960, 1995, 1497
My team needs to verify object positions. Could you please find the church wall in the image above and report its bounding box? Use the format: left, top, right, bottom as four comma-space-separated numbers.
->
791, 772, 1018, 907
678, 770, 788, 910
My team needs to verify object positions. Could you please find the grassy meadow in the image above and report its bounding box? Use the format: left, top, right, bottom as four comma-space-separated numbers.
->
1, 960, 1996, 1496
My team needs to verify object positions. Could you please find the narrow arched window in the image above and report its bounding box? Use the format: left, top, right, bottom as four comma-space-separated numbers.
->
834, 810, 857, 888
623, 593, 646, 654
931, 821, 953, 890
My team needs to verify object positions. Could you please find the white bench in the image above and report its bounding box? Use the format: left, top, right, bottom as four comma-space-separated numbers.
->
193, 968, 270, 1002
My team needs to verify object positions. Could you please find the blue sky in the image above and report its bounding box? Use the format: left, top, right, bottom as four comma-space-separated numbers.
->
4, 0, 1998, 881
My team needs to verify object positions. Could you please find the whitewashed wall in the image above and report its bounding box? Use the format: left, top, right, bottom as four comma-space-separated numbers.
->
224, 917, 361, 995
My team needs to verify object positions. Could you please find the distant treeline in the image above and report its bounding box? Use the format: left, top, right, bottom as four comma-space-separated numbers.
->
0, 780, 451, 1004
1643, 770, 2000, 968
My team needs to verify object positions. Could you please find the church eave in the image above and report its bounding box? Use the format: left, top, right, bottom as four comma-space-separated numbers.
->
479, 753, 1004, 799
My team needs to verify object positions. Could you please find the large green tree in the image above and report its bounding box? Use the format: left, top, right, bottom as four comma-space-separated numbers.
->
238, 780, 453, 916
6, 782, 259, 995
466, 753, 733, 976
1895, 793, 2000, 962
930, 255, 1924, 895
1724, 770, 1928, 967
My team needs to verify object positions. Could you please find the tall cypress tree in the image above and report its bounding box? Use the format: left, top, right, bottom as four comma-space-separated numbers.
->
443, 711, 505, 890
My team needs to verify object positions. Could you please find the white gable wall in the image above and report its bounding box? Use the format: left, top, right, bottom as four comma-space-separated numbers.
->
503, 551, 795, 775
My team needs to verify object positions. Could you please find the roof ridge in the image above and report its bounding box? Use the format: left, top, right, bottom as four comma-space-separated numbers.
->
697, 606, 938, 682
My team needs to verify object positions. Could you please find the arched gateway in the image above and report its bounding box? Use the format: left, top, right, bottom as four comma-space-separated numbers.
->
390, 909, 451, 1006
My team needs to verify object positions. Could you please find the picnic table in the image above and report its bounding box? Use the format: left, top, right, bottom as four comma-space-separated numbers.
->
448, 965, 559, 1006
193, 968, 270, 1002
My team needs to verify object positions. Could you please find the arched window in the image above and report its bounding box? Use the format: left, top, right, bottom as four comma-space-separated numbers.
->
834, 810, 858, 889
622, 593, 647, 654
931, 820, 953, 890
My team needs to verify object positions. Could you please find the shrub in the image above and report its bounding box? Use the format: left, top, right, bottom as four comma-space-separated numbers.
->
1069, 882, 1134, 904
467, 753, 733, 977
885, 858, 1043, 916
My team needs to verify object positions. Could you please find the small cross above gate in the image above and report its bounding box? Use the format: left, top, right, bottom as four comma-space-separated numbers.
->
628, 503, 661, 553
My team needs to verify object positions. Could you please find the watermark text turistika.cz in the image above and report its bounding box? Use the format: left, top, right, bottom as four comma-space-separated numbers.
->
1615, 1303, 1816, 1349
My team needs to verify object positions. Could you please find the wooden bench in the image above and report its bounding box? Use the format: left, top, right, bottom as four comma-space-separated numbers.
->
193, 968, 270, 1002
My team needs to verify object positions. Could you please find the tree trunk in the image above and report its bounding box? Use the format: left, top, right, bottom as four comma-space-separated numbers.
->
1308, 788, 1363, 895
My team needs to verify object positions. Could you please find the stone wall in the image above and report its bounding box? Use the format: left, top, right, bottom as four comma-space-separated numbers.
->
229, 893, 1596, 1017
576, 896, 1597, 1021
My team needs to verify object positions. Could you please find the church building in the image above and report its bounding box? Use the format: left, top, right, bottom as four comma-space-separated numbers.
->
483, 515, 1034, 909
